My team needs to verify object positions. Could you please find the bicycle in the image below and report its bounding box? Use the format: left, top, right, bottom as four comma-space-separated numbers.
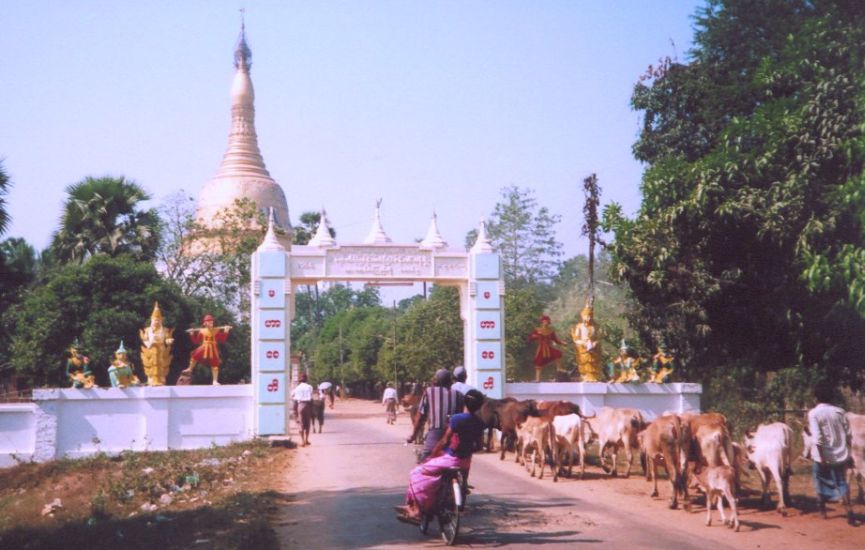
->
418, 467, 465, 546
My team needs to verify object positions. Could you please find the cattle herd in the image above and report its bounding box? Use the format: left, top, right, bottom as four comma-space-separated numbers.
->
475, 397, 865, 531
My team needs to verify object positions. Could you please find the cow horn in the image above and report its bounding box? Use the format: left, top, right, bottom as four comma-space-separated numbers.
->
579, 412, 597, 420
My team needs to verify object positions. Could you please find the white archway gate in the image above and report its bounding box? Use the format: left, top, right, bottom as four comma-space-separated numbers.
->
250, 214, 505, 436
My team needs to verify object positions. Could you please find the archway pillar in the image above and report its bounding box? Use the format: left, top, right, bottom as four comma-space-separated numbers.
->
466, 250, 505, 399
250, 242, 291, 437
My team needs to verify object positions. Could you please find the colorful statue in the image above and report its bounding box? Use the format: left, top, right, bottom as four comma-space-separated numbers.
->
650, 343, 676, 383
571, 306, 603, 382
184, 314, 231, 385
528, 315, 565, 382
66, 339, 95, 389
139, 302, 174, 386
108, 341, 141, 388
609, 339, 640, 383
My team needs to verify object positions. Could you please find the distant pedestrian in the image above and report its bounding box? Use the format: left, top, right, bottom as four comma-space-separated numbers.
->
318, 380, 335, 409
292, 373, 314, 447
383, 382, 398, 424
408, 369, 464, 462
806, 381, 855, 525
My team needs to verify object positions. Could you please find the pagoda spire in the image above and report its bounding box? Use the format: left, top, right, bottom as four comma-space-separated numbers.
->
214, 17, 270, 180
194, 16, 291, 243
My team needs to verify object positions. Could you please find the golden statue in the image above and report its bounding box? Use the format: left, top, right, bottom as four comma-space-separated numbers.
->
571, 306, 602, 382
609, 339, 641, 383
649, 343, 675, 383
108, 341, 141, 388
139, 302, 174, 386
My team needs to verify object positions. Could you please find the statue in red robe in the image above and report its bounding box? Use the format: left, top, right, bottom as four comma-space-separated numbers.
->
184, 314, 231, 385
528, 315, 564, 382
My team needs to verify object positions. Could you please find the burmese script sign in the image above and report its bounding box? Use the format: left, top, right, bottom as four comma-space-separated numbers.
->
288, 245, 468, 280
329, 246, 430, 277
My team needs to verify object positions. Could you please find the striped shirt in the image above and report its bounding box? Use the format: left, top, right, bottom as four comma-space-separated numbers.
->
418, 387, 464, 430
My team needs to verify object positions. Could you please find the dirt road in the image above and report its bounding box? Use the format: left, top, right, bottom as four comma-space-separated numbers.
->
275, 399, 860, 549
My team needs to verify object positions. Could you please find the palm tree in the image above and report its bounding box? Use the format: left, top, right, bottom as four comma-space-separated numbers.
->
0, 160, 10, 237
52, 176, 160, 264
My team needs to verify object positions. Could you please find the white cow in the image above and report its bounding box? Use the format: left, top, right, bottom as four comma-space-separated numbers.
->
584, 407, 644, 477
516, 417, 558, 481
552, 413, 592, 478
742, 422, 793, 513
846, 412, 865, 503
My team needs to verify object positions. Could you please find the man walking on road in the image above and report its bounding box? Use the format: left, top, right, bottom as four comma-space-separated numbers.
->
807, 381, 855, 525
383, 382, 398, 424
408, 369, 464, 462
292, 373, 314, 447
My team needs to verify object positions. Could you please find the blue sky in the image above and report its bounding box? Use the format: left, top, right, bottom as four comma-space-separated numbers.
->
2, 0, 701, 260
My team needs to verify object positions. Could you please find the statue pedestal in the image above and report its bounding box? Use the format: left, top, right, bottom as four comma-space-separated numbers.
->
505, 382, 702, 419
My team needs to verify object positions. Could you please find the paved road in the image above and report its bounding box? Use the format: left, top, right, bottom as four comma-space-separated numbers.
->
276, 399, 735, 549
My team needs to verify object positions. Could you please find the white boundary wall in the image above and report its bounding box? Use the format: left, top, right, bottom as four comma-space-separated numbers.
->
507, 382, 702, 421
0, 386, 253, 467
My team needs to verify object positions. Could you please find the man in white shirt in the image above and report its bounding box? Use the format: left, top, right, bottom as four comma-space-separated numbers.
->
292, 373, 314, 447
451, 366, 475, 396
806, 382, 854, 524
382, 382, 398, 424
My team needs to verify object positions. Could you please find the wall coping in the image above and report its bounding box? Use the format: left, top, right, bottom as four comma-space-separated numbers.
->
33, 385, 254, 401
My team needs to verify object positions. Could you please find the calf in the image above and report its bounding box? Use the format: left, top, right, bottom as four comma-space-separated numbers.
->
584, 407, 644, 477
847, 412, 865, 504
497, 399, 541, 461
639, 415, 690, 509
692, 465, 740, 531
517, 416, 558, 481
553, 413, 592, 478
311, 399, 325, 433
742, 422, 793, 513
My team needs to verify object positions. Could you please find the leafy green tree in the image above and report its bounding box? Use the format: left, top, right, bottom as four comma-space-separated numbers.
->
467, 186, 563, 287
388, 286, 463, 383
52, 176, 160, 264
1, 255, 233, 387
0, 160, 10, 237
606, 0, 865, 407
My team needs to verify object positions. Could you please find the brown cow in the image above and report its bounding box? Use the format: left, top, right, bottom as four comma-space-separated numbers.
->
681, 412, 737, 495
475, 397, 516, 452
584, 407, 645, 477
497, 399, 540, 461
639, 415, 690, 509
538, 400, 584, 419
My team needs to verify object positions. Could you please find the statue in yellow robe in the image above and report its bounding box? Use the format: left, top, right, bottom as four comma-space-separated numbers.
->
571, 306, 602, 382
139, 302, 174, 386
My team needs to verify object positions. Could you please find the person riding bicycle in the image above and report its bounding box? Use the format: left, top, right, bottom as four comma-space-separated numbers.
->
396, 389, 486, 524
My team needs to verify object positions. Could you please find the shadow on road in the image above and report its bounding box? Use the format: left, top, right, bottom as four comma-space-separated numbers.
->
279, 486, 601, 548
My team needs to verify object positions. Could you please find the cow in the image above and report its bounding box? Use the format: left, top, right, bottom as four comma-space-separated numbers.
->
476, 397, 517, 452
682, 412, 735, 468
517, 416, 558, 481
552, 413, 592, 478
311, 399, 325, 434
538, 400, 584, 419
692, 465, 740, 531
638, 414, 690, 509
847, 412, 865, 504
584, 407, 644, 477
497, 399, 541, 461
742, 422, 793, 513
